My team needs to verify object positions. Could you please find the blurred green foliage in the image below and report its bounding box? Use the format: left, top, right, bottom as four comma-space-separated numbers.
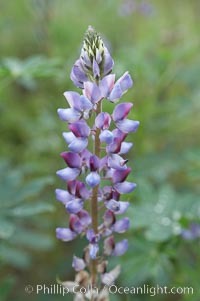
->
0, 0, 199, 300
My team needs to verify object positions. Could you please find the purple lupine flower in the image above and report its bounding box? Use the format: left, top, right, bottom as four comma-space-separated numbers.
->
56, 26, 139, 298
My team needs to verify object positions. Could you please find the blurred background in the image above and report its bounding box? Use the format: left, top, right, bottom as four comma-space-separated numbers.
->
0, 0, 199, 300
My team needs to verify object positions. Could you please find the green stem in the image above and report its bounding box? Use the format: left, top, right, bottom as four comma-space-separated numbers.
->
90, 101, 102, 290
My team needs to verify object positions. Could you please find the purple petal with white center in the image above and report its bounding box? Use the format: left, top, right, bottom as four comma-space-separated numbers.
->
86, 172, 100, 188
103, 210, 116, 227
66, 199, 83, 214
69, 214, 84, 234
63, 91, 81, 110
100, 130, 114, 144
112, 102, 133, 122
62, 132, 75, 144
112, 239, 128, 256
79, 95, 93, 110
103, 47, 114, 75
104, 236, 115, 256
99, 74, 115, 98
89, 243, 99, 259
56, 167, 80, 181
118, 72, 133, 93
72, 256, 86, 271
114, 181, 137, 194
55, 188, 72, 204
60, 152, 81, 168
108, 154, 127, 170
57, 108, 81, 122
112, 168, 131, 184
69, 120, 90, 138
69, 137, 88, 153
119, 142, 133, 154
108, 82, 122, 102
89, 155, 100, 171
95, 112, 111, 130
83, 81, 102, 104
105, 200, 129, 214
93, 59, 100, 78
116, 119, 140, 133
78, 210, 91, 226
56, 228, 77, 242
113, 217, 130, 233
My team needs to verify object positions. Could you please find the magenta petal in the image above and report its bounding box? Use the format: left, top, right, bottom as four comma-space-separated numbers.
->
69, 137, 88, 153
113, 217, 130, 233
99, 74, 115, 98
72, 256, 86, 271
95, 112, 111, 130
112, 168, 131, 184
69, 120, 90, 137
89, 155, 100, 171
76, 181, 90, 199
119, 142, 133, 154
63, 91, 81, 110
112, 102, 133, 122
56, 167, 80, 181
56, 228, 77, 241
116, 119, 140, 133
69, 214, 83, 234
108, 82, 122, 102
112, 239, 128, 256
60, 152, 81, 168
100, 130, 114, 144
66, 199, 83, 214
114, 181, 137, 193
86, 171, 100, 188
84, 81, 102, 104
55, 188, 72, 204
93, 59, 100, 78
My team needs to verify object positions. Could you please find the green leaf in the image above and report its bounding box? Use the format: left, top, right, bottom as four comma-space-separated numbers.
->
0, 219, 15, 239
0, 244, 31, 268
9, 202, 54, 217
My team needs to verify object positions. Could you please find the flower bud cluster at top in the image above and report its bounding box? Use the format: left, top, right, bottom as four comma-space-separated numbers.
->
55, 26, 139, 300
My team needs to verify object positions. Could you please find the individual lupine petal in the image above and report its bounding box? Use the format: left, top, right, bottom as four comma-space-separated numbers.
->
62, 132, 75, 144
66, 199, 83, 214
99, 74, 115, 98
116, 119, 140, 133
69, 214, 84, 234
107, 154, 127, 170
86, 171, 100, 187
99, 156, 108, 171
106, 129, 127, 154
103, 210, 116, 227
113, 217, 130, 233
117, 71, 133, 92
105, 199, 129, 214
60, 152, 81, 168
76, 181, 90, 200
63, 91, 81, 110
68, 137, 88, 153
57, 108, 81, 122
83, 81, 102, 104
72, 256, 86, 271
119, 142, 133, 154
95, 112, 111, 130
79, 95, 93, 110
112, 239, 128, 256
112, 102, 133, 122
103, 47, 114, 75
93, 59, 100, 78
70, 69, 84, 89
101, 130, 113, 144
56, 228, 77, 241
89, 243, 99, 259
112, 168, 131, 184
103, 236, 115, 256
55, 188, 72, 204
81, 48, 92, 67
68, 180, 77, 195
56, 167, 80, 181
69, 120, 90, 138
101, 265, 121, 286
77, 210, 92, 227
86, 228, 95, 242
108, 82, 122, 103
114, 181, 137, 194
70, 59, 88, 88
89, 155, 100, 171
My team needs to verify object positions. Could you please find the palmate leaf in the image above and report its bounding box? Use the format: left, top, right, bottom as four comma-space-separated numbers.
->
8, 202, 54, 217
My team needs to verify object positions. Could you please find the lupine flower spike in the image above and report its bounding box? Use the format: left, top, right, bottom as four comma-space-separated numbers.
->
56, 26, 139, 301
